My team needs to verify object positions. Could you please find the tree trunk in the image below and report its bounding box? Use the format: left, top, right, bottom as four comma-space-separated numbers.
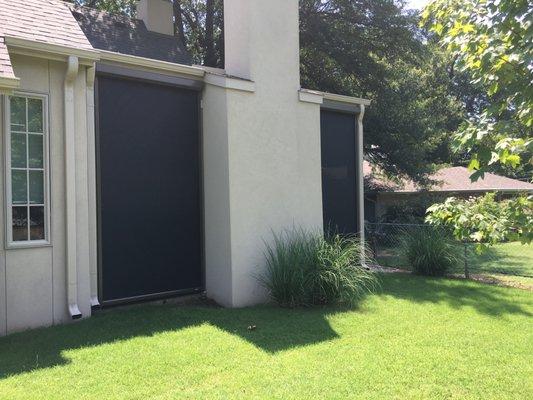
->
173, 0, 187, 48
204, 0, 216, 67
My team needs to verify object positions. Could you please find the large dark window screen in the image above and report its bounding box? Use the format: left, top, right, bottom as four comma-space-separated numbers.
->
97, 75, 202, 303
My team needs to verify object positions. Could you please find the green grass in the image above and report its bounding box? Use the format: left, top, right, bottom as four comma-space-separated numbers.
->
466, 242, 533, 277
376, 242, 533, 279
1, 274, 532, 399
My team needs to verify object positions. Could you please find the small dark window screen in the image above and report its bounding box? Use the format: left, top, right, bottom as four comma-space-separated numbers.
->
320, 110, 358, 234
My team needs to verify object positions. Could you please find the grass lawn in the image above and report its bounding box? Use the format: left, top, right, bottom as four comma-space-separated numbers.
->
1, 274, 532, 399
467, 242, 533, 277
376, 242, 533, 283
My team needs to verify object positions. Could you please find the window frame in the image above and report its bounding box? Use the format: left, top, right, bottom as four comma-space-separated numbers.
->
4, 92, 51, 249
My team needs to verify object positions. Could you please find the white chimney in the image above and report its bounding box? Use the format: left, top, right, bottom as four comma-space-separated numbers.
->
224, 0, 300, 89
137, 0, 174, 36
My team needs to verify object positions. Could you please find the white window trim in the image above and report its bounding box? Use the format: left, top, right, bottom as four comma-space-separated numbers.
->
3, 91, 51, 249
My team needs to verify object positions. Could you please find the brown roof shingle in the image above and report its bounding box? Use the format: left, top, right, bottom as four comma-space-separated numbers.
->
0, 37, 17, 81
365, 162, 533, 193
0, 0, 93, 51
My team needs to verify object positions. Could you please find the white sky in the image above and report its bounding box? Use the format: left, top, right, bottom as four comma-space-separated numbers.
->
407, 0, 431, 10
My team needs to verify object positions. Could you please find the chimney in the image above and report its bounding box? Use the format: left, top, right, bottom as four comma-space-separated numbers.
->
137, 0, 174, 36
223, 0, 300, 89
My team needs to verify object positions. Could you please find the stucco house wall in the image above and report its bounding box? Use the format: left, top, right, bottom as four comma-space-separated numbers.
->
202, 0, 323, 307
0, 54, 93, 335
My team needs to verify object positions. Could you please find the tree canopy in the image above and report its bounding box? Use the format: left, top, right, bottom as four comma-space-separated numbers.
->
299, 0, 463, 183
423, 0, 533, 181
427, 193, 533, 249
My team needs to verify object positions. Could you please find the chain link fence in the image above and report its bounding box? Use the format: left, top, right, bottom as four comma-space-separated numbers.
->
365, 222, 533, 280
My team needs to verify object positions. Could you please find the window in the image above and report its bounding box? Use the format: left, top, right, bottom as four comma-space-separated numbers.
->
5, 94, 49, 246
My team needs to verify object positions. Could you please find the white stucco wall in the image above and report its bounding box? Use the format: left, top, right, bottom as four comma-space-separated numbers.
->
203, 0, 324, 307
0, 54, 93, 336
202, 83, 233, 306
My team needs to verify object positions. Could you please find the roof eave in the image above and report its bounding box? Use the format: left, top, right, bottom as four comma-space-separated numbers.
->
299, 88, 372, 110
5, 36, 100, 64
0, 75, 20, 94
99, 50, 205, 79
323, 91, 372, 106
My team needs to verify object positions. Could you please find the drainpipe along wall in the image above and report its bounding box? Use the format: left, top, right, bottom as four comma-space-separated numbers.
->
85, 65, 99, 308
64, 55, 81, 319
356, 105, 366, 265
357, 104, 365, 244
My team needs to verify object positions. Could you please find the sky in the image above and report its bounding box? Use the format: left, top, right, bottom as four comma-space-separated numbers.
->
407, 0, 431, 10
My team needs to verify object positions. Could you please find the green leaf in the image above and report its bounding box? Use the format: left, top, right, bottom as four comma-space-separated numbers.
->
468, 158, 480, 171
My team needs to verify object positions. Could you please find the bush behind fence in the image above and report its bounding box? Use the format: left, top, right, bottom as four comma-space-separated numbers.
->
365, 222, 532, 278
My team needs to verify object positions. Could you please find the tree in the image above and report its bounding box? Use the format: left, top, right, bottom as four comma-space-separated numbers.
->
423, 0, 533, 181
426, 193, 533, 250
172, 0, 224, 67
299, 0, 464, 183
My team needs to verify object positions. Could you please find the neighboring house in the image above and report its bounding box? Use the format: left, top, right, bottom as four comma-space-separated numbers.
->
0, 0, 370, 336
364, 161, 533, 222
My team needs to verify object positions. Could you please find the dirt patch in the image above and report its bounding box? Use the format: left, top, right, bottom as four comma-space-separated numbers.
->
468, 274, 533, 291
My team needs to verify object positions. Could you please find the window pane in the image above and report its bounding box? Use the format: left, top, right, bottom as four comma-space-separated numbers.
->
28, 134, 44, 168
29, 170, 44, 204
12, 206, 28, 242
12, 170, 28, 204
11, 133, 27, 168
30, 206, 45, 240
10, 97, 26, 131
28, 98, 43, 133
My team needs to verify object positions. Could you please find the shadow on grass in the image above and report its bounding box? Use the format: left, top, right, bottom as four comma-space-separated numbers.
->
466, 245, 533, 277
0, 303, 345, 379
1, 274, 530, 380
379, 273, 533, 318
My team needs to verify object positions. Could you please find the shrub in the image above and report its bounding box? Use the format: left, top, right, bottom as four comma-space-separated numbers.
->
400, 226, 461, 276
260, 228, 378, 307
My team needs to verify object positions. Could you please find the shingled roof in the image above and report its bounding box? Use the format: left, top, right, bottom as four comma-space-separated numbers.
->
364, 162, 533, 194
0, 37, 17, 81
70, 5, 192, 65
0, 0, 93, 51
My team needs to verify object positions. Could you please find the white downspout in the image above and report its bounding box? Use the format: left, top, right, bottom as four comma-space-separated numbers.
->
357, 104, 366, 250
65, 56, 82, 319
86, 65, 99, 308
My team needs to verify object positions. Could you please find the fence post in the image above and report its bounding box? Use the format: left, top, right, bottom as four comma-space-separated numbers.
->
463, 242, 470, 279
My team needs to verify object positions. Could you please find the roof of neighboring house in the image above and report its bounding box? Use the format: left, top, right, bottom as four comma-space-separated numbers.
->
0, 37, 16, 81
0, 0, 93, 51
364, 161, 533, 194
69, 5, 192, 65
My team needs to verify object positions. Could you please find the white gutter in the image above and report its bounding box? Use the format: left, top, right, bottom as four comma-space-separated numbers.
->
99, 50, 205, 78
324, 92, 372, 106
65, 56, 82, 319
298, 88, 372, 107
86, 65, 99, 308
357, 105, 366, 247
